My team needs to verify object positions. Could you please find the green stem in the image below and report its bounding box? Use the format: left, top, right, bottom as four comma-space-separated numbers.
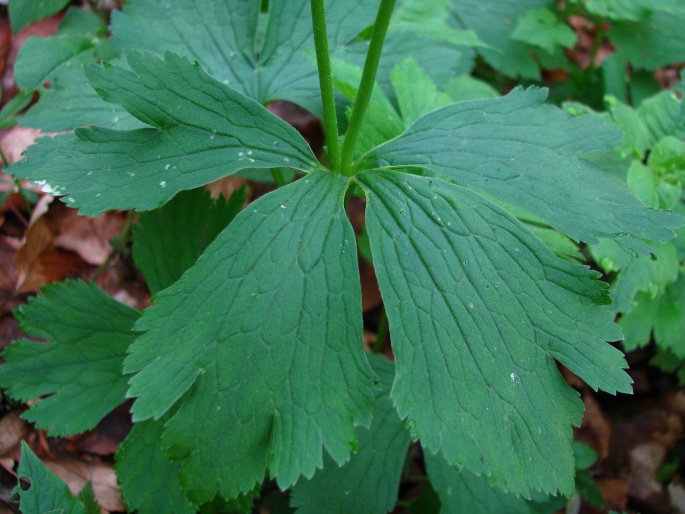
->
0, 147, 9, 168
340, 0, 397, 175
372, 307, 389, 354
271, 168, 286, 188
310, 0, 341, 171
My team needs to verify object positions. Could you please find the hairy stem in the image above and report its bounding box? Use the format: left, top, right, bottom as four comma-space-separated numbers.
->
310, 0, 341, 171
340, 0, 397, 175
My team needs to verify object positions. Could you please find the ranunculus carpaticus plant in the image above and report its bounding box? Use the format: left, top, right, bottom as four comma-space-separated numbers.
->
1, 0, 682, 512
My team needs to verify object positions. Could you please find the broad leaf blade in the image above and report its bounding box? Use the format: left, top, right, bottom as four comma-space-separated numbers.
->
0, 281, 138, 435
125, 170, 375, 502
451, 0, 551, 79
10, 51, 318, 215
291, 355, 410, 514
358, 170, 631, 497
9, 0, 70, 32
132, 186, 245, 295
609, 7, 685, 70
116, 420, 195, 514
359, 87, 681, 247
16, 9, 125, 132
110, 0, 375, 115
620, 273, 685, 358
16, 441, 91, 514
423, 452, 534, 514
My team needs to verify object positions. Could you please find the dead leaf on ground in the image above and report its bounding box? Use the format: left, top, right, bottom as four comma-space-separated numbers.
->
15, 198, 126, 292
0, 127, 44, 167
578, 392, 612, 460
595, 477, 630, 512
69, 404, 132, 457
0, 411, 29, 460
43, 456, 124, 513
0, 235, 20, 314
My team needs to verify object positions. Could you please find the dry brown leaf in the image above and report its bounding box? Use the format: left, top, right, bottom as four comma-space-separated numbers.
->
205, 175, 246, 201
0, 235, 20, 314
44, 456, 124, 513
70, 404, 132, 457
360, 259, 382, 313
0, 127, 43, 166
629, 442, 666, 499
0, 411, 30, 459
669, 483, 685, 514
595, 477, 630, 512
579, 392, 612, 459
51, 208, 126, 266
0, 18, 11, 101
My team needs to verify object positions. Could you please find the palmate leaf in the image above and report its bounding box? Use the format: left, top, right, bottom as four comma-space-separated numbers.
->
609, 5, 685, 70
620, 272, 685, 358
0, 281, 138, 435
9, 51, 317, 215
359, 87, 681, 250
110, 0, 376, 116
125, 169, 376, 502
357, 170, 631, 496
450, 0, 552, 79
290, 355, 410, 514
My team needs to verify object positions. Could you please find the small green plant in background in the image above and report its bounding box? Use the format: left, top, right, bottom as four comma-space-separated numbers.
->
2, 0, 684, 512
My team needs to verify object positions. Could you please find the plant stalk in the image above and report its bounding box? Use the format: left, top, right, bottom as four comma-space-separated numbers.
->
340, 0, 397, 175
310, 0, 341, 171
372, 307, 389, 354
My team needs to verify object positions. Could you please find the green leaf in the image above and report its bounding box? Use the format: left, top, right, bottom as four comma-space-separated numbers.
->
0, 281, 138, 435
0, 90, 33, 127
609, 7, 685, 70
331, 59, 404, 157
16, 441, 93, 514
133, 186, 245, 295
627, 161, 681, 211
595, 238, 679, 313
573, 442, 598, 471
575, 471, 604, 508
16, 8, 122, 133
584, 0, 679, 21
358, 170, 631, 497
392, 0, 489, 48
444, 75, 500, 103
110, 0, 375, 116
76, 483, 101, 514
511, 9, 577, 55
636, 88, 685, 145
649, 136, 685, 181
604, 97, 652, 159
116, 420, 195, 514
57, 7, 108, 37
9, 0, 70, 33
10, 51, 318, 215
125, 170, 376, 502
391, 58, 453, 128
451, 0, 552, 79
359, 87, 681, 248
291, 355, 410, 514
424, 452, 535, 513
620, 272, 685, 357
